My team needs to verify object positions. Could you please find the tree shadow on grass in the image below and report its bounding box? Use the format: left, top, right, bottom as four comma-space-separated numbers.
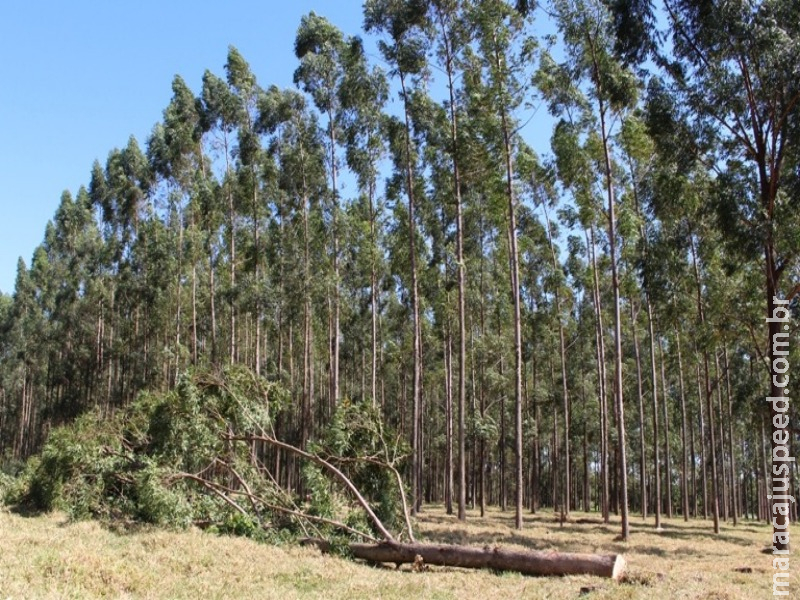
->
647, 528, 758, 547
7, 501, 45, 518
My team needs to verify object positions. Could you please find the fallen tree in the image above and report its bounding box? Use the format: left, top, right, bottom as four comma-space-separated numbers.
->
304, 538, 627, 580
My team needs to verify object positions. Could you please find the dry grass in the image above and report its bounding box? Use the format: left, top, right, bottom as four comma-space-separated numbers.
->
0, 504, 794, 599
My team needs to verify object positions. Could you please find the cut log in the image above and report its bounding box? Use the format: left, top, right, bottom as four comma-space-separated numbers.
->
303, 539, 626, 580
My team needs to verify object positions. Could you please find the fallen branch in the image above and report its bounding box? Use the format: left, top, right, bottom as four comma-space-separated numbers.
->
304, 539, 627, 580
226, 433, 396, 542
171, 472, 379, 542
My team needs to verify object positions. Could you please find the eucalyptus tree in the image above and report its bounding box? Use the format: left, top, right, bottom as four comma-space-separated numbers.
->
258, 86, 328, 448
541, 0, 639, 539
7, 258, 39, 457
364, 0, 431, 513
201, 65, 243, 364
225, 47, 269, 375
524, 157, 573, 520
618, 113, 667, 528
427, 0, 473, 521
470, 0, 536, 529
294, 13, 352, 409
338, 37, 389, 407
147, 74, 209, 374
93, 137, 155, 400
411, 90, 458, 513
0, 291, 12, 456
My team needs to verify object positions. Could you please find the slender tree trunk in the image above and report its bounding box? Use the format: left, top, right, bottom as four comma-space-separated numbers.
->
531, 350, 541, 514
646, 303, 661, 529
761, 416, 770, 524
498, 93, 524, 531
224, 135, 236, 365
435, 6, 469, 521
587, 226, 609, 522
478, 217, 487, 518
327, 109, 340, 413
587, 33, 629, 538
600, 105, 629, 540
631, 302, 647, 519
723, 346, 738, 525
399, 71, 423, 515
541, 199, 569, 520
252, 179, 261, 376
301, 166, 313, 450
676, 331, 690, 521
695, 358, 708, 519
659, 341, 673, 519
445, 320, 454, 515
690, 236, 720, 533
714, 352, 728, 522
369, 180, 378, 406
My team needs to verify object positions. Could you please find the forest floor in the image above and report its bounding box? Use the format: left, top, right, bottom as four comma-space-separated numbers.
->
0, 503, 792, 599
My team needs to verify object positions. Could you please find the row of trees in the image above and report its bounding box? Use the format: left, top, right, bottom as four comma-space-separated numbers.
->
1, 0, 798, 542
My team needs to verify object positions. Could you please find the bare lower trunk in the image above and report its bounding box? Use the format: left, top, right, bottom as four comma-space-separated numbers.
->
587, 226, 609, 523
659, 342, 672, 519
723, 347, 738, 526
541, 199, 569, 520
690, 236, 719, 534
676, 331, 690, 521
631, 302, 647, 519
646, 304, 661, 529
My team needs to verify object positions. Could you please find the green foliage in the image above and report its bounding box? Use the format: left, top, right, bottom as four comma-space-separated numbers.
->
6, 368, 283, 530
310, 399, 409, 535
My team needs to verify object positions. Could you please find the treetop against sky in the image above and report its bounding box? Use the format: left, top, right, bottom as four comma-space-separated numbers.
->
0, 0, 558, 295
0, 1, 363, 294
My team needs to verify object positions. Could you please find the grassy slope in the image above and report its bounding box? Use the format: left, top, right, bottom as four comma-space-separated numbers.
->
0, 505, 793, 599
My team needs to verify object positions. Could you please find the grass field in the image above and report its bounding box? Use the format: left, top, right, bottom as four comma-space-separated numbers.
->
0, 504, 793, 599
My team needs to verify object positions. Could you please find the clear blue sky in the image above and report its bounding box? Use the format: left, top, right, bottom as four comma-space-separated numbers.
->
0, 1, 556, 296
0, 1, 366, 295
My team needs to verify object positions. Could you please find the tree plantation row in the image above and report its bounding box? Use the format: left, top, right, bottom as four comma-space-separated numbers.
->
0, 0, 797, 545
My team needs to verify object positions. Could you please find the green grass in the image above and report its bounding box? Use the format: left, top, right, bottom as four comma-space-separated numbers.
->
0, 504, 794, 599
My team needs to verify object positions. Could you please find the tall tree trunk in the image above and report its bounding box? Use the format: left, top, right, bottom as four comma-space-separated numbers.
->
659, 341, 673, 519
399, 70, 423, 515
631, 301, 647, 519
587, 226, 609, 523
690, 236, 720, 533
676, 331, 690, 521
435, 5, 469, 521
369, 180, 378, 407
723, 346, 738, 526
445, 320, 454, 515
327, 108, 340, 414
714, 352, 728, 522
224, 135, 236, 365
252, 179, 261, 376
498, 93, 524, 531
696, 358, 708, 520
301, 167, 313, 450
590, 34, 629, 539
541, 199, 569, 520
646, 303, 661, 529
